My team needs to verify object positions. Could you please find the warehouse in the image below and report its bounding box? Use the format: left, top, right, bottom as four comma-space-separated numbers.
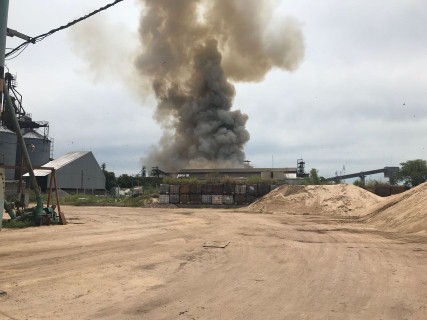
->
27, 151, 105, 194
176, 167, 297, 181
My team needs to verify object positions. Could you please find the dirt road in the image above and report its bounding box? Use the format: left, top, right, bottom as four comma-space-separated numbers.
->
1, 206, 426, 319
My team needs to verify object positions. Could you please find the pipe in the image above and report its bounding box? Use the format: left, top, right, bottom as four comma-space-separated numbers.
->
4, 200, 16, 219
3, 83, 44, 218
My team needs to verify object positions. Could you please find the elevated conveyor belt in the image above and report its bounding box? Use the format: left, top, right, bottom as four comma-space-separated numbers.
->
324, 167, 399, 183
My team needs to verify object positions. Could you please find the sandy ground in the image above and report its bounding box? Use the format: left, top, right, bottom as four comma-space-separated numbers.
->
247, 184, 384, 216
0, 205, 426, 320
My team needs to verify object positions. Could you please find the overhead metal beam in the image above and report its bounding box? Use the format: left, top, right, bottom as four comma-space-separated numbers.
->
324, 167, 397, 182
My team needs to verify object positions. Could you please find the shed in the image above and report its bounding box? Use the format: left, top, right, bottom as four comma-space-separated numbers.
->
26, 151, 105, 194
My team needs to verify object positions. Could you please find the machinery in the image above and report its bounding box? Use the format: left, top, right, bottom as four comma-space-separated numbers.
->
0, 0, 63, 228
1, 83, 65, 228
296, 159, 309, 178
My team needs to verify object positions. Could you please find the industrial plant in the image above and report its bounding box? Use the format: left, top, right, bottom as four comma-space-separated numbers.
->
0, 72, 52, 181
0, 71, 105, 227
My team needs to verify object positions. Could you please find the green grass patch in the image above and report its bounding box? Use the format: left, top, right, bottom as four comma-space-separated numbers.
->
1, 220, 33, 229
59, 194, 122, 206
51, 194, 151, 207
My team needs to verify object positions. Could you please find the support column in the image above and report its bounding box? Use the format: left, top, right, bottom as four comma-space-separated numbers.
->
0, 0, 10, 110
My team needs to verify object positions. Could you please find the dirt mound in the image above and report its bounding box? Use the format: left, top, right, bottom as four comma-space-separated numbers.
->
361, 182, 427, 234
247, 184, 383, 216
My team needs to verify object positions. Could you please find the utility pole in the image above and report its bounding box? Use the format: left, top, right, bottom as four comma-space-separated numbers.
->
0, 1, 9, 228
0, 0, 10, 109
0, 2, 44, 216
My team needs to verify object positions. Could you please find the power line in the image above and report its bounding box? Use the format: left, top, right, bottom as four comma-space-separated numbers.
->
5, 42, 29, 60
5, 0, 126, 59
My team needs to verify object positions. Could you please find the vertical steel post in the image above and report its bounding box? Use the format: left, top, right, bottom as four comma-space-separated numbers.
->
0, 0, 10, 228
0, 0, 9, 110
47, 169, 54, 207
0, 167, 5, 229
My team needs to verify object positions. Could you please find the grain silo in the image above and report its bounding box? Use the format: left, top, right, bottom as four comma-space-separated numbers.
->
0, 125, 17, 180
15, 130, 51, 169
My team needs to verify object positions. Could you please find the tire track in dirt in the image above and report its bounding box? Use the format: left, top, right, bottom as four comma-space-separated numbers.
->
1, 206, 426, 319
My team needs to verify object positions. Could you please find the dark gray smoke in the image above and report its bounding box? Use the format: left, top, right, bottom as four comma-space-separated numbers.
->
137, 0, 304, 171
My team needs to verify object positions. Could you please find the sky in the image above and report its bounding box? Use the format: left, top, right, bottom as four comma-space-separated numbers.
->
4, 0, 427, 179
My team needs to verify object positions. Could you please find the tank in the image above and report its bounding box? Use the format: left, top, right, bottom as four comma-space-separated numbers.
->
0, 125, 17, 180
223, 195, 234, 205
235, 184, 247, 195
180, 194, 190, 204
234, 194, 246, 205
169, 185, 180, 194
159, 184, 170, 195
223, 183, 235, 195
179, 184, 191, 195
190, 194, 202, 204
169, 194, 180, 204
159, 194, 170, 204
15, 130, 51, 170
201, 194, 212, 204
212, 195, 223, 205
190, 184, 202, 195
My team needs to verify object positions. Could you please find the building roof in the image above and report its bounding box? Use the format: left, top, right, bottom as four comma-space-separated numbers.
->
30, 151, 90, 177
0, 125, 14, 134
23, 130, 46, 139
178, 167, 297, 173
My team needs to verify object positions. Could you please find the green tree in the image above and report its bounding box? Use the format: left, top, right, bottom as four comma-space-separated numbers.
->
101, 164, 116, 191
104, 171, 117, 191
117, 174, 133, 188
309, 168, 320, 184
353, 178, 365, 188
396, 159, 427, 187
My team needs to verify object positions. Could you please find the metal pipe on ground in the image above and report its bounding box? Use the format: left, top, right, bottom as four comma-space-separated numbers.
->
3, 200, 16, 219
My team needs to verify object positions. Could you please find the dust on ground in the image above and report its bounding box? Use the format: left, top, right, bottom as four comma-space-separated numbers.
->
0, 184, 426, 319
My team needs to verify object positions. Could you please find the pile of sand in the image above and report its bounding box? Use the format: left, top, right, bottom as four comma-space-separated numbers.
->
360, 182, 427, 234
247, 184, 384, 217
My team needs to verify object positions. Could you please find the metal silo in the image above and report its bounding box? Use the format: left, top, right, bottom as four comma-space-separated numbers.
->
0, 125, 17, 180
17, 130, 51, 169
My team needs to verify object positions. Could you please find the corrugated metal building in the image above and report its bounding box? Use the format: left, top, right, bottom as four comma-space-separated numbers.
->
26, 151, 105, 194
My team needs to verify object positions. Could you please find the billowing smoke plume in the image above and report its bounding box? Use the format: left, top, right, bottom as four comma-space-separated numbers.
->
138, 0, 304, 171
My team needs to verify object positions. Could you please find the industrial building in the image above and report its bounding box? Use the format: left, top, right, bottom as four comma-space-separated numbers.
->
1, 72, 106, 196
176, 167, 297, 181
0, 72, 52, 181
27, 151, 106, 194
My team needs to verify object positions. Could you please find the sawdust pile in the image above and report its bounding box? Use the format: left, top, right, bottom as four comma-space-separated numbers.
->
361, 182, 427, 234
247, 184, 384, 216
247, 182, 427, 235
